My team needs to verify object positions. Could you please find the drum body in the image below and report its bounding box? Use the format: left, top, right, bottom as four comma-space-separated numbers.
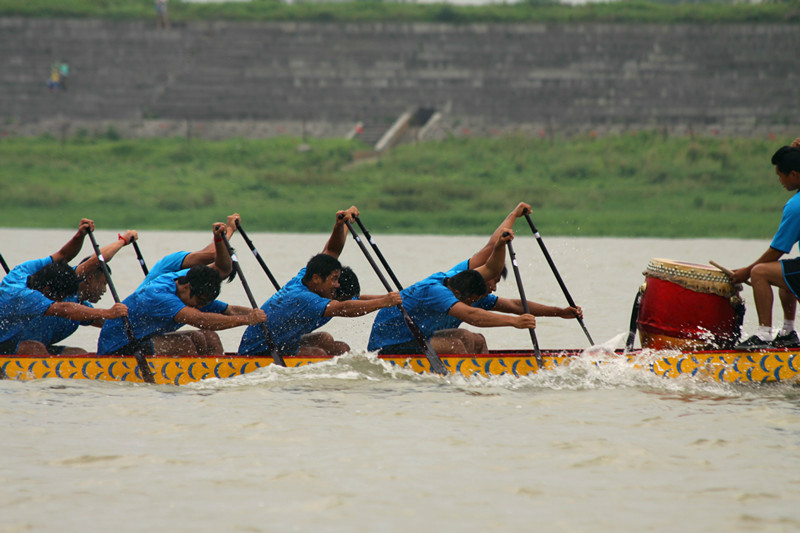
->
636, 258, 743, 350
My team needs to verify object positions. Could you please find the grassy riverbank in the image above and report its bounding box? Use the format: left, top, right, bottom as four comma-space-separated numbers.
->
0, 0, 798, 24
0, 132, 790, 237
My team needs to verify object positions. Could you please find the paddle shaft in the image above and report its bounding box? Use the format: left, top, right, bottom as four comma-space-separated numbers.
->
86, 230, 155, 384
343, 219, 448, 375
0, 253, 9, 274
235, 221, 282, 291
132, 241, 149, 276
354, 216, 404, 290
505, 238, 543, 367
625, 289, 644, 352
523, 213, 594, 345
219, 233, 285, 367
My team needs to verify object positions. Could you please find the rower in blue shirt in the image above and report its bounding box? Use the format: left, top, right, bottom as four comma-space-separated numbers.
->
368, 202, 579, 355
97, 222, 265, 356
238, 206, 401, 357
18, 230, 139, 354
0, 219, 128, 355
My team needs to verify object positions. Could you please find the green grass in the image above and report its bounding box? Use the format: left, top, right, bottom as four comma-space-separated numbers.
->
0, 132, 790, 237
1, 0, 799, 24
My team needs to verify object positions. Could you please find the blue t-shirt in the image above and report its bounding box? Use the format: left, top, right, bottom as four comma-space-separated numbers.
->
0, 257, 56, 344
139, 251, 189, 287
19, 294, 94, 346
367, 261, 498, 351
238, 267, 332, 355
771, 192, 800, 254
97, 268, 227, 354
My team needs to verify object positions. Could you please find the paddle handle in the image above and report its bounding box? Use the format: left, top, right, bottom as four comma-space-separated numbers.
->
132, 241, 149, 276
0, 253, 9, 274
235, 221, 282, 291
344, 219, 448, 375
354, 216, 404, 291
523, 212, 594, 345
220, 233, 285, 367
505, 238, 543, 367
87, 230, 155, 384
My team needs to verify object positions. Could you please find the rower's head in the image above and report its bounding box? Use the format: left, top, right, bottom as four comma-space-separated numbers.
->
772, 146, 800, 191
177, 265, 222, 308
76, 256, 109, 303
445, 270, 487, 305
335, 266, 360, 301
484, 265, 508, 296
303, 253, 342, 299
27, 261, 80, 302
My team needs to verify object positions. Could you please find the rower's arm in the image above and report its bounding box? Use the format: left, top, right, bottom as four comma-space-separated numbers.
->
323, 292, 401, 318
474, 230, 513, 282
732, 247, 784, 284
75, 230, 137, 277
222, 304, 259, 316
174, 306, 265, 330
493, 297, 582, 319
51, 219, 94, 264
45, 301, 127, 321
448, 301, 536, 329
210, 223, 233, 279
468, 202, 530, 269
182, 214, 240, 268
322, 206, 359, 258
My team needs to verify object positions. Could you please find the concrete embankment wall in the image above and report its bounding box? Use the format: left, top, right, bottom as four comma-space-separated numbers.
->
1, 17, 797, 139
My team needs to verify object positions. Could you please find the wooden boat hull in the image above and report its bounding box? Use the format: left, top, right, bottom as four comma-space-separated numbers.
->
1, 348, 799, 385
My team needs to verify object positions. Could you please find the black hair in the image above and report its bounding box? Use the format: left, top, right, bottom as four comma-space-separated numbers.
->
78, 255, 111, 276
444, 270, 487, 300
772, 146, 800, 175
335, 266, 360, 301
178, 265, 222, 304
302, 254, 342, 284
27, 261, 80, 301
500, 265, 508, 280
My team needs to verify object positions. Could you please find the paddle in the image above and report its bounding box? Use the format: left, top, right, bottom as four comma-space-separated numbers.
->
235, 220, 281, 291
343, 218, 448, 375
505, 234, 544, 367
0, 253, 9, 274
218, 233, 285, 367
522, 211, 594, 345
625, 289, 644, 352
132, 240, 149, 276
354, 215, 404, 290
86, 229, 155, 384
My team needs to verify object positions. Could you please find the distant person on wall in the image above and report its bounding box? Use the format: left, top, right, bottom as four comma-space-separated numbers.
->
155, 0, 170, 29
57, 60, 69, 91
47, 62, 61, 92
733, 138, 800, 350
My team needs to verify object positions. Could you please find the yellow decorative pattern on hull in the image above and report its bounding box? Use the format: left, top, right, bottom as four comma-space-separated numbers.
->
1, 350, 798, 385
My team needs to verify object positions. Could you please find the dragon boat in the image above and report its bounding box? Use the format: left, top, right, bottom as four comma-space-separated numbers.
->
2, 257, 798, 386
0, 348, 798, 386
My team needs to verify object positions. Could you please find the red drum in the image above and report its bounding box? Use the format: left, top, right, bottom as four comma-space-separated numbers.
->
636, 258, 744, 350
